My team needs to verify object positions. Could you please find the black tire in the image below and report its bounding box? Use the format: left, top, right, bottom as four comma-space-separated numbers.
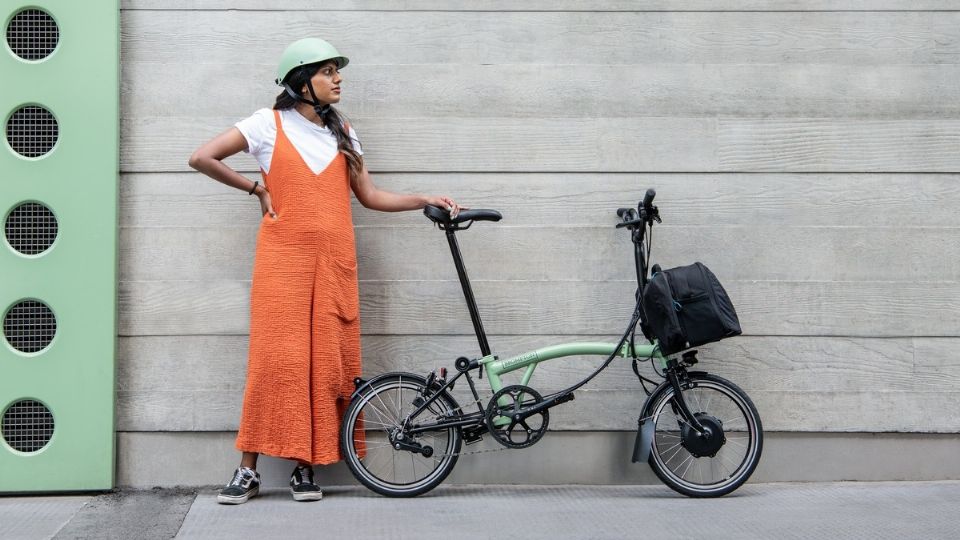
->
340, 373, 462, 497
645, 373, 763, 497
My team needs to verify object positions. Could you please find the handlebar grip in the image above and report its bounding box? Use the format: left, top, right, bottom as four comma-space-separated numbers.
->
616, 208, 632, 218
642, 188, 656, 209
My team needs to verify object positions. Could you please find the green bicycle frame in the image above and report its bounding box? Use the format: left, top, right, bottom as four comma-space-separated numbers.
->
482, 341, 666, 397
394, 339, 666, 434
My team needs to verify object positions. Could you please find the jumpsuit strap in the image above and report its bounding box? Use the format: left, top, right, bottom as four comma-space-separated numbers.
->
273, 109, 283, 132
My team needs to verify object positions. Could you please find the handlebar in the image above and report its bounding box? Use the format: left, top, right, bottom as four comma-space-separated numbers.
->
642, 188, 656, 210
616, 188, 660, 293
615, 188, 658, 229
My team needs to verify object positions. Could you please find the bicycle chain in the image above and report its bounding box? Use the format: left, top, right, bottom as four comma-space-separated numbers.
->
440, 444, 516, 458
419, 395, 519, 459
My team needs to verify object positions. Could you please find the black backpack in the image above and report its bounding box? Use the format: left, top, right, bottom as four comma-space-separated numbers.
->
640, 262, 741, 356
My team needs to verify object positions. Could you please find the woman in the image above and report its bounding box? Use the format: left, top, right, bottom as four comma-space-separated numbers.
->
188, 37, 462, 504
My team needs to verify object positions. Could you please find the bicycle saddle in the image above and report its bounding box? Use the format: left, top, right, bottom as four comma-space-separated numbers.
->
423, 205, 502, 230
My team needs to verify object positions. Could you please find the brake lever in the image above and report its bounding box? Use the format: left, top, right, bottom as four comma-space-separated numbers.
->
650, 205, 662, 223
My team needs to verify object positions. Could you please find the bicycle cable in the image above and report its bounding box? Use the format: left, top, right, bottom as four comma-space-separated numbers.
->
424, 208, 661, 459
426, 298, 647, 459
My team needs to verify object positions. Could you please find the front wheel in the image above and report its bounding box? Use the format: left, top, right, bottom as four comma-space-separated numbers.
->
645, 373, 763, 497
340, 374, 462, 497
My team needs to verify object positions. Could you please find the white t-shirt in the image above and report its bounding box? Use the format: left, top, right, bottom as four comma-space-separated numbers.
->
234, 107, 363, 175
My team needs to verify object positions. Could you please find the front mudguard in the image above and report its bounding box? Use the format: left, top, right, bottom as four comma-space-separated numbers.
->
632, 416, 656, 463
631, 371, 708, 464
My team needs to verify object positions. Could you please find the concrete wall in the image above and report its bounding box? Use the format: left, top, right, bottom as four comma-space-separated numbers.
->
117, 1, 960, 486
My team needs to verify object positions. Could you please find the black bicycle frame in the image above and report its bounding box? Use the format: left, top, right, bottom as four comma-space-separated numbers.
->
445, 229, 491, 357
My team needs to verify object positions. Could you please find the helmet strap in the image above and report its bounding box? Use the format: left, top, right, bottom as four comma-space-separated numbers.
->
283, 83, 331, 119
305, 81, 331, 118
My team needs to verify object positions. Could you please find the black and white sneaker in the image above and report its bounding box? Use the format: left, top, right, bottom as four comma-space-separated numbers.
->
217, 466, 261, 505
290, 464, 323, 501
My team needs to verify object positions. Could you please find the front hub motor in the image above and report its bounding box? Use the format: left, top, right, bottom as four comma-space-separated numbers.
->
680, 413, 726, 458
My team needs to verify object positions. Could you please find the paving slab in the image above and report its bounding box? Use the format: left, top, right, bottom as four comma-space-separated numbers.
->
175, 481, 960, 540
0, 495, 91, 540
52, 488, 197, 540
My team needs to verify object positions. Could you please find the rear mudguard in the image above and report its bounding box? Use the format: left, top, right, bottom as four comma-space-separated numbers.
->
349, 371, 426, 400
632, 371, 708, 463
349, 372, 463, 421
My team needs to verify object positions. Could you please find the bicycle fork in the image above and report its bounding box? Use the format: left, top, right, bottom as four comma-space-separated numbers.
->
632, 360, 706, 463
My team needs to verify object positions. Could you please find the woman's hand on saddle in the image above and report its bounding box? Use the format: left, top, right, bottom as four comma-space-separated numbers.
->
425, 195, 466, 218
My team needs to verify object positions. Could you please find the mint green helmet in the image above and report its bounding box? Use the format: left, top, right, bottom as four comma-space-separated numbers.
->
275, 38, 349, 86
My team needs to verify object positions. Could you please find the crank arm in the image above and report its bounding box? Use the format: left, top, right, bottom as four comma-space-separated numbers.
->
510, 392, 576, 419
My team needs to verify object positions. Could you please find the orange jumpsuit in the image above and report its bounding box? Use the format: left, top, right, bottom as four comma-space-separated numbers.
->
236, 109, 361, 465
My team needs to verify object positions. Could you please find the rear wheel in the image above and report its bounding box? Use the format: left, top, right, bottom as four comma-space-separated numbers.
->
340, 374, 462, 497
646, 373, 762, 497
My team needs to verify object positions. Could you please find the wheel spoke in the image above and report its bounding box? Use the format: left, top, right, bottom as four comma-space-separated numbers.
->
661, 440, 688, 464
370, 391, 400, 427
725, 437, 749, 449
657, 441, 683, 453
360, 442, 394, 451
397, 376, 403, 422
690, 389, 705, 414
676, 454, 696, 479
716, 449, 737, 478
359, 418, 396, 430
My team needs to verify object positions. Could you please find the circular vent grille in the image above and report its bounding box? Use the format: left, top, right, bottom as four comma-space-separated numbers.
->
5, 203, 58, 255
2, 399, 54, 453
3, 300, 56, 354
6, 9, 59, 61
6, 106, 59, 158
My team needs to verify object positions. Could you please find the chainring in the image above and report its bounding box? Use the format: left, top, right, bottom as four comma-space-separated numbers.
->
485, 385, 550, 449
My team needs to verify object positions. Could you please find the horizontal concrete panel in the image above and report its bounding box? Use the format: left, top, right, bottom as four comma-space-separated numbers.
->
119, 225, 960, 282
117, 335, 960, 396
121, 1, 960, 11
117, 390, 240, 432
121, 116, 716, 173
118, 279, 960, 337
120, 10, 960, 65
717, 118, 960, 172
115, 431, 960, 489
121, 172, 960, 228
124, 63, 960, 119
115, 385, 960, 432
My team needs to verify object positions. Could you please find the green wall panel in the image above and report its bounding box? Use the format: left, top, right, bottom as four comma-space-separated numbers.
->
0, 0, 118, 491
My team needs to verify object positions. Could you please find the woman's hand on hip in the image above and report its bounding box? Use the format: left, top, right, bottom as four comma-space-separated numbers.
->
258, 190, 277, 218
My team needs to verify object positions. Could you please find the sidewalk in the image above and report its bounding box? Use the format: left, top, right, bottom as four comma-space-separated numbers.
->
4, 481, 960, 539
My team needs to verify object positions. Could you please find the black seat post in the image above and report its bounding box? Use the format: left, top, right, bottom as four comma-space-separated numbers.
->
444, 229, 492, 357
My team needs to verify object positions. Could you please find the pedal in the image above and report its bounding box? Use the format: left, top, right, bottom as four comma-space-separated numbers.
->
462, 424, 486, 445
